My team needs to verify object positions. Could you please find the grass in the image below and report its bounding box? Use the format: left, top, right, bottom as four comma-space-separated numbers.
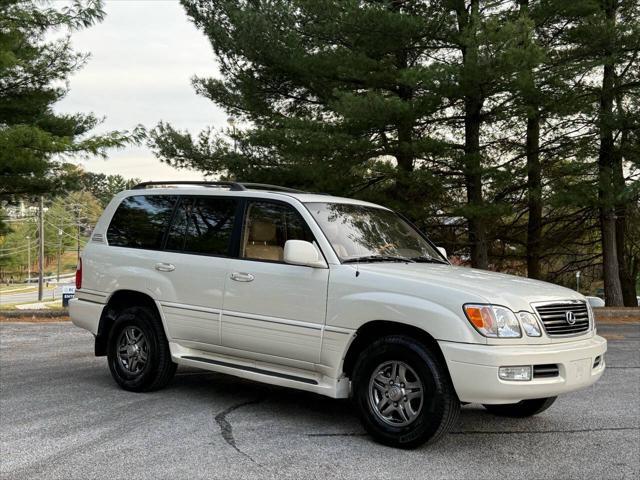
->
0, 285, 37, 294
0, 300, 66, 311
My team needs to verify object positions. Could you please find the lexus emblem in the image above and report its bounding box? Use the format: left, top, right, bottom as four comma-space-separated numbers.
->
565, 311, 576, 325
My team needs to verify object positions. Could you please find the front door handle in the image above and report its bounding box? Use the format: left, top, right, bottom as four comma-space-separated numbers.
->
230, 272, 254, 282
155, 262, 175, 272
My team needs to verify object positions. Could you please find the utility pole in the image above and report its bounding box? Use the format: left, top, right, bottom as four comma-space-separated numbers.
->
57, 227, 62, 283
26, 235, 31, 283
76, 206, 81, 262
227, 117, 238, 153
38, 196, 44, 301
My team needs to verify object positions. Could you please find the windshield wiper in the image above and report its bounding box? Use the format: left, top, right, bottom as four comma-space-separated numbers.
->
411, 256, 448, 264
343, 255, 416, 264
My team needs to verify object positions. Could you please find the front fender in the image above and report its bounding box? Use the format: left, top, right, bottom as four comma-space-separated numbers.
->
328, 291, 483, 344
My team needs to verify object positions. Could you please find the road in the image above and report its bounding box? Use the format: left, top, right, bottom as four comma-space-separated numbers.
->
0, 322, 638, 480
0, 284, 70, 306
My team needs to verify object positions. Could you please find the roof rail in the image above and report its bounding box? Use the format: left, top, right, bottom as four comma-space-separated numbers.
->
132, 181, 246, 191
131, 180, 305, 194
238, 183, 304, 193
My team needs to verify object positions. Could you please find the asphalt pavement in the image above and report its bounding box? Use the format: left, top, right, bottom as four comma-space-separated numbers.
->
0, 322, 638, 480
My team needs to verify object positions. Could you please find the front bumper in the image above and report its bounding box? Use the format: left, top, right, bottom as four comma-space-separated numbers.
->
439, 335, 607, 404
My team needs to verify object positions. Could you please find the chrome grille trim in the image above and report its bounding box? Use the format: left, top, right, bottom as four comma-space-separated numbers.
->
531, 300, 591, 337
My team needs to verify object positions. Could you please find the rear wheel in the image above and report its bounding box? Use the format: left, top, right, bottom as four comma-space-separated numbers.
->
107, 306, 176, 392
483, 397, 557, 417
352, 335, 459, 449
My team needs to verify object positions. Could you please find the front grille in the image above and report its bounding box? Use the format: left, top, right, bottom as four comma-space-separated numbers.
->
533, 364, 559, 378
533, 301, 590, 337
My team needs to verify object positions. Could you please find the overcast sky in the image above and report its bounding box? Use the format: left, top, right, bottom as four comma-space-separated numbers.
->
56, 0, 226, 181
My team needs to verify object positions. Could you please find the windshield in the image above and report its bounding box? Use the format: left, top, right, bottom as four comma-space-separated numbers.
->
306, 203, 445, 264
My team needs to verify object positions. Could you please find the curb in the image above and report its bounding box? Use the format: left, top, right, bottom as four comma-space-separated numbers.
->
0, 309, 69, 318
595, 308, 640, 319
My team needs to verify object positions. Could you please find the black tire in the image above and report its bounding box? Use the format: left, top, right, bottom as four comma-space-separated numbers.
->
352, 335, 459, 449
483, 397, 557, 417
107, 306, 176, 392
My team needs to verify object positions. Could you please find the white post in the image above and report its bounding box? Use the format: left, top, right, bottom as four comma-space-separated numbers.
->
26, 235, 31, 283
576, 271, 581, 294
38, 196, 44, 301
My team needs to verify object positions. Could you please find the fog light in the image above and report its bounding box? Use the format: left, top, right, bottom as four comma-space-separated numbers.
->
499, 366, 532, 381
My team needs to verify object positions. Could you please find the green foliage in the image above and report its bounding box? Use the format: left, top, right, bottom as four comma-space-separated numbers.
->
144, 1, 637, 298
79, 172, 140, 207
0, 190, 102, 280
0, 0, 142, 203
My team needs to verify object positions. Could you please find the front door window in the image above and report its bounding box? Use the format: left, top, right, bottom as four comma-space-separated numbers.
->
241, 201, 314, 262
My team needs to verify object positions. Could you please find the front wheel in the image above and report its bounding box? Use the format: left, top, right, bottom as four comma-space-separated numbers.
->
483, 397, 557, 417
352, 335, 459, 449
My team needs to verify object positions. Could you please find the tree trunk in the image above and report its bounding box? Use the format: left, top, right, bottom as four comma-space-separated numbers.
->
390, 3, 415, 199
613, 78, 637, 306
464, 97, 488, 269
517, 0, 543, 280
598, 0, 624, 306
614, 152, 638, 306
457, 0, 488, 269
395, 119, 414, 193
526, 110, 543, 279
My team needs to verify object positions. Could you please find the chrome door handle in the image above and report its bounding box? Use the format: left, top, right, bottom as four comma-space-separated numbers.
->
230, 272, 254, 282
154, 262, 175, 272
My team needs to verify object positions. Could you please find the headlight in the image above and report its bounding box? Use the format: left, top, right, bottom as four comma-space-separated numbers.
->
518, 311, 542, 337
463, 304, 522, 338
586, 301, 596, 333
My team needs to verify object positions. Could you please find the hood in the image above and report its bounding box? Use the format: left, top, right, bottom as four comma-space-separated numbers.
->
356, 263, 583, 312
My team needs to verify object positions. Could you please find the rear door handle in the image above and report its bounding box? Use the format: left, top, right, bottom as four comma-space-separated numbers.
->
230, 272, 254, 282
155, 262, 175, 272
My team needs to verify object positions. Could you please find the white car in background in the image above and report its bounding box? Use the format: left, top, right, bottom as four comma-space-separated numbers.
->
70, 181, 607, 448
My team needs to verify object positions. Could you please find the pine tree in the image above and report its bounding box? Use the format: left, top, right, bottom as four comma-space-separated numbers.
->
0, 0, 139, 202
150, 0, 639, 298
563, 0, 640, 305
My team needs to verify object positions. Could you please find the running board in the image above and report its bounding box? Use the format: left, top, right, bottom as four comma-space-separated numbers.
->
181, 355, 318, 385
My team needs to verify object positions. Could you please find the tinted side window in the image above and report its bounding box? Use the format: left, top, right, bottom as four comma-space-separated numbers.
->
241, 201, 314, 262
166, 196, 238, 255
107, 195, 176, 249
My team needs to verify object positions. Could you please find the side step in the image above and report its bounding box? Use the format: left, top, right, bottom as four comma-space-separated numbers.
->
181, 355, 318, 385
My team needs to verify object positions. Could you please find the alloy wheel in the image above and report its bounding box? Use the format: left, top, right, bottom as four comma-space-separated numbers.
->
116, 326, 149, 375
368, 360, 424, 427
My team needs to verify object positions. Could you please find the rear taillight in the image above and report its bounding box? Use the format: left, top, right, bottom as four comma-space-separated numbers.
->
75, 258, 82, 290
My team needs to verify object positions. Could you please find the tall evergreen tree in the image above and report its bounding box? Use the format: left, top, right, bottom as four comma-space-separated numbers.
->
151, 0, 639, 297
563, 0, 640, 305
0, 0, 139, 202
152, 1, 458, 216
450, 0, 489, 269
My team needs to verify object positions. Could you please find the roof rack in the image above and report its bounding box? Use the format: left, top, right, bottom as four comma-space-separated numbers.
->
239, 182, 303, 193
132, 181, 245, 191
131, 180, 304, 194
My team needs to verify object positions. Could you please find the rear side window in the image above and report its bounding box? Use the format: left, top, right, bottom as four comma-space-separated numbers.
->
166, 196, 238, 256
107, 195, 177, 249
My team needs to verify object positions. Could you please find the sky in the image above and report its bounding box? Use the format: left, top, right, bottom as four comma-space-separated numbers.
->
56, 0, 226, 181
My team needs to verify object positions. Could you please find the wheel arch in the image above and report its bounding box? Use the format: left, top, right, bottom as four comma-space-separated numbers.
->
341, 320, 450, 381
95, 289, 160, 356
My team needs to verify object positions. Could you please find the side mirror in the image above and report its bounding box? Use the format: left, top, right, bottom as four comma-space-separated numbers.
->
284, 240, 326, 268
437, 246, 447, 259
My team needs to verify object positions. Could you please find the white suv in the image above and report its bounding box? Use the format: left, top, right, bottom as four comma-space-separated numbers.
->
70, 181, 606, 448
